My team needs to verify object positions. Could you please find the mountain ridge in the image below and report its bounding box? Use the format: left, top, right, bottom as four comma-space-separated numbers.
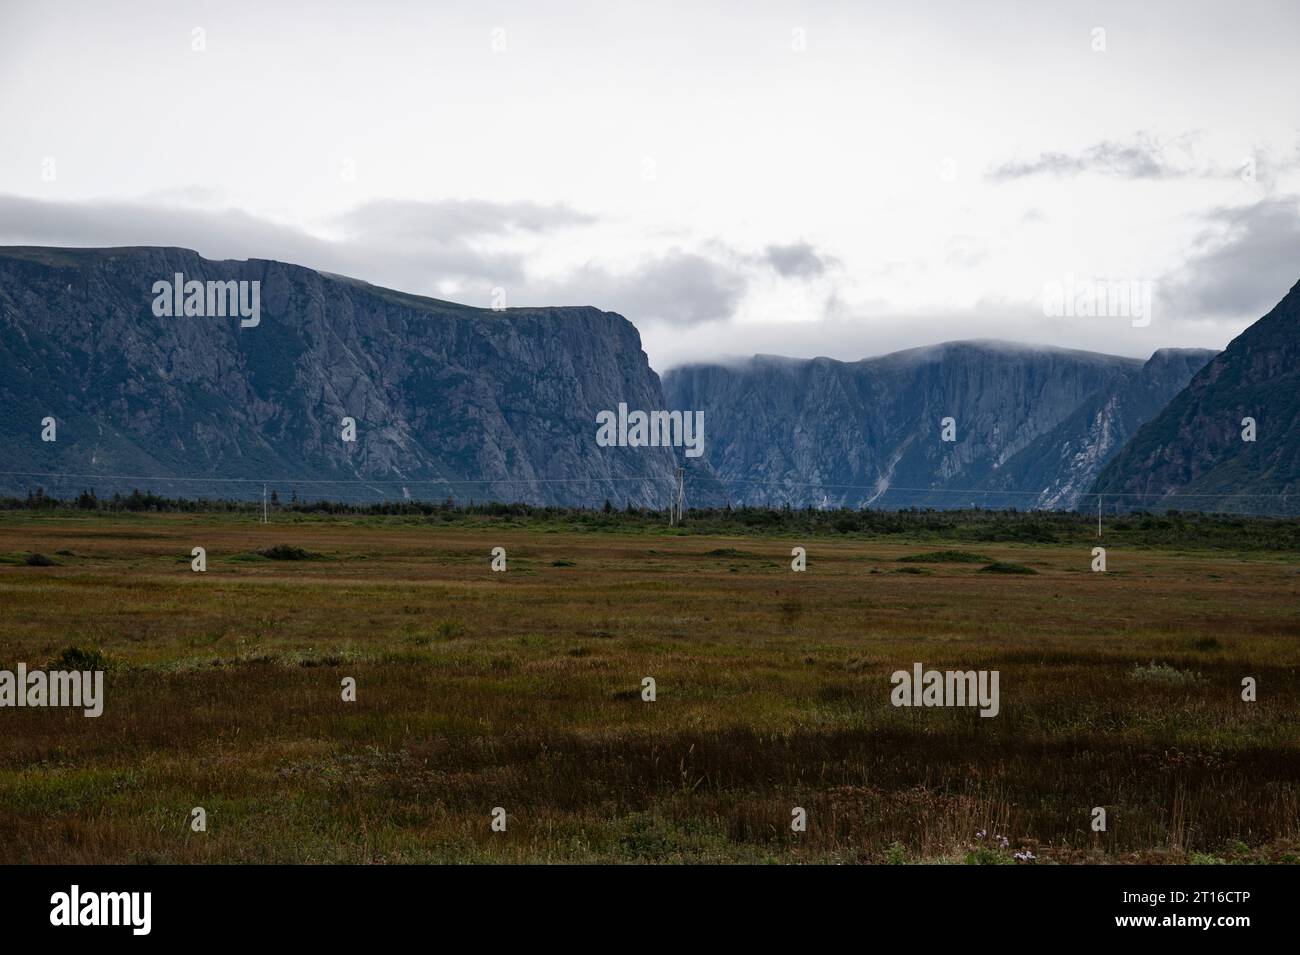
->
0, 245, 679, 507
2, 244, 1264, 512
663, 341, 1216, 510
1092, 278, 1300, 512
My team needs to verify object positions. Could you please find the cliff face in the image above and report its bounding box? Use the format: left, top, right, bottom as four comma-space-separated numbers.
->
6, 244, 1266, 513
663, 341, 1215, 510
0, 246, 678, 506
1093, 279, 1300, 512
984, 347, 1220, 508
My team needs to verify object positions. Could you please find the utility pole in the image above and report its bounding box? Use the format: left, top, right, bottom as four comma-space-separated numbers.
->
1097, 493, 1102, 538
669, 467, 685, 525
263, 484, 268, 525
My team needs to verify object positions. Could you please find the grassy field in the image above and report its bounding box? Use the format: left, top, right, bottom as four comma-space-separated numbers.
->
1, 509, 1298, 864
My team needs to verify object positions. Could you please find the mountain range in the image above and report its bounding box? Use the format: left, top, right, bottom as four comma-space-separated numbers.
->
0, 245, 1293, 512
663, 342, 1215, 510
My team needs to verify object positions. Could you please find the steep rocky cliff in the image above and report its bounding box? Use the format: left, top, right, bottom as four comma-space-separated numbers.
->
663, 341, 1215, 510
1093, 279, 1300, 513
3, 245, 1252, 513
0, 246, 678, 507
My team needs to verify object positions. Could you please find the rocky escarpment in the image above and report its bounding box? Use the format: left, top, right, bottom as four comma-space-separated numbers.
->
663, 341, 1215, 510
0, 246, 678, 507
1094, 278, 1300, 513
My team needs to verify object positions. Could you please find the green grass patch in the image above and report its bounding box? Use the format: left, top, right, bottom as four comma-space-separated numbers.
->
1131, 662, 1204, 686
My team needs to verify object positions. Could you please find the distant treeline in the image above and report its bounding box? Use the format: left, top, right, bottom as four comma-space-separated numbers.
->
5, 487, 1299, 550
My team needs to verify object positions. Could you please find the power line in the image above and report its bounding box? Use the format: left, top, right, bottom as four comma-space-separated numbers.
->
0, 470, 662, 486
4, 469, 1295, 509
683, 476, 1296, 501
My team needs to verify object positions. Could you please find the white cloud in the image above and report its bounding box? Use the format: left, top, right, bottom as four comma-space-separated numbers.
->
1, 0, 1296, 370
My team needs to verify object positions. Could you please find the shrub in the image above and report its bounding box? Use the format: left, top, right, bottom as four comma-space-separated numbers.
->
52, 645, 107, 670
898, 550, 988, 563
257, 544, 323, 561
435, 620, 465, 640
980, 562, 1037, 575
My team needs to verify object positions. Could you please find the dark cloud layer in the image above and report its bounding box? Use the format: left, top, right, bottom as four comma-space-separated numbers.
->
0, 193, 757, 326
3, 191, 1290, 372
762, 241, 834, 279
0, 193, 526, 290
540, 251, 750, 326
1162, 195, 1300, 318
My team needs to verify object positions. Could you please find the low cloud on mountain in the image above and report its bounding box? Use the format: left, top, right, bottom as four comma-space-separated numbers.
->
0, 189, 1294, 371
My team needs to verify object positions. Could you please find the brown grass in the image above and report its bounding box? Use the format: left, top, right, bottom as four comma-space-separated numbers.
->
0, 512, 1297, 863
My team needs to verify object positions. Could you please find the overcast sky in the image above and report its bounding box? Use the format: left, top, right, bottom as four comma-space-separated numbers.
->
1, 0, 1297, 369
